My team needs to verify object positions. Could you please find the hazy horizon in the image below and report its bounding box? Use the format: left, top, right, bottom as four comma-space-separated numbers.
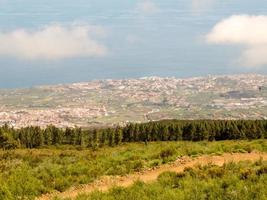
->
0, 73, 265, 90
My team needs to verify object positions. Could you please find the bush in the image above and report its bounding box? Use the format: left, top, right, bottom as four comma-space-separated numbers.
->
0, 132, 19, 150
149, 159, 161, 168
256, 165, 267, 176
0, 177, 12, 200
159, 147, 176, 159
7, 164, 43, 199
240, 169, 253, 180
157, 171, 179, 188
131, 160, 144, 172
207, 166, 225, 178
244, 145, 253, 153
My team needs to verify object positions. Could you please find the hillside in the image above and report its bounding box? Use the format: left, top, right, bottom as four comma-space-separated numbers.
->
0, 74, 267, 128
39, 152, 267, 200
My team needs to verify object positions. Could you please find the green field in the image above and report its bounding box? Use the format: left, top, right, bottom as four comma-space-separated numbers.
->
1, 140, 267, 200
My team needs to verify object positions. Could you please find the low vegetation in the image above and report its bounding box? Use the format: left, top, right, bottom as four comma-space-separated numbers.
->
0, 140, 267, 199
75, 160, 267, 200
0, 120, 267, 199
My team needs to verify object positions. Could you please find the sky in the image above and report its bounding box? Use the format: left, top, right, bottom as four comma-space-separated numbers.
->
0, 0, 267, 88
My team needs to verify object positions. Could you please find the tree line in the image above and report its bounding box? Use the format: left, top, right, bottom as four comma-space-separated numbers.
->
0, 120, 267, 149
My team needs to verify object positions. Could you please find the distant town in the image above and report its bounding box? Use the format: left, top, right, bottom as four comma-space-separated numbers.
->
0, 74, 266, 128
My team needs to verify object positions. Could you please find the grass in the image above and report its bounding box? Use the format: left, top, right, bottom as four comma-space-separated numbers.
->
75, 160, 267, 200
0, 140, 267, 199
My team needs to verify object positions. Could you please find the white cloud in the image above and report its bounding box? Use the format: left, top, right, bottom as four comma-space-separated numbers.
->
0, 24, 108, 60
136, 0, 160, 15
206, 15, 267, 67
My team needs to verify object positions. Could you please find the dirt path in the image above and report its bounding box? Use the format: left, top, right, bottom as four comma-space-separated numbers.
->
38, 152, 267, 200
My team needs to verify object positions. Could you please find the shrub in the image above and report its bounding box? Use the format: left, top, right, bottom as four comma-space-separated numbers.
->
7, 164, 43, 199
159, 147, 176, 159
131, 160, 144, 172
256, 166, 267, 176
0, 177, 12, 200
157, 171, 179, 188
240, 169, 253, 180
149, 159, 161, 168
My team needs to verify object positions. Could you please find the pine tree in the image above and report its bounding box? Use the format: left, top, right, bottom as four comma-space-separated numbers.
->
107, 128, 115, 147
114, 127, 123, 145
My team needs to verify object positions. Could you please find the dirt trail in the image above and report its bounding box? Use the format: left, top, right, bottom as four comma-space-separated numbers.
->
38, 152, 267, 200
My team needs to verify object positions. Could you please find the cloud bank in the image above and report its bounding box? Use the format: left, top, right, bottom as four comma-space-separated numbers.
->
0, 24, 108, 60
136, 0, 160, 15
206, 15, 267, 67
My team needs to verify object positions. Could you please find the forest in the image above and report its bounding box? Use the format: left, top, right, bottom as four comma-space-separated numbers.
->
1, 120, 267, 149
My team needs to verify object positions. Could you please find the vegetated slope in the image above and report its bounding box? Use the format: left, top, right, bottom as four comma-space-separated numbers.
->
1, 140, 267, 200
75, 159, 267, 200
0, 74, 267, 128
39, 152, 267, 200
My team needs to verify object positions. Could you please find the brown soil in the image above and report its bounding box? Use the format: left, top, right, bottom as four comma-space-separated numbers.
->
38, 152, 267, 200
